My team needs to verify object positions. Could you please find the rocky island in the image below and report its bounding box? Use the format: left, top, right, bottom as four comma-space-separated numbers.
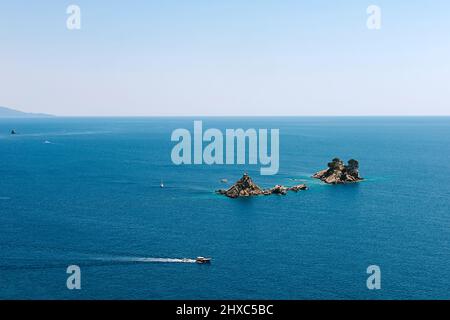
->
216, 173, 308, 198
313, 158, 363, 184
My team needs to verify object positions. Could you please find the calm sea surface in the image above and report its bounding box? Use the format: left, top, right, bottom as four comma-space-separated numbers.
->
0, 117, 449, 299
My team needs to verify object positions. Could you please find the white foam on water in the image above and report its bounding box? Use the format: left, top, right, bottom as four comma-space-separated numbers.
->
94, 256, 197, 264
131, 257, 197, 263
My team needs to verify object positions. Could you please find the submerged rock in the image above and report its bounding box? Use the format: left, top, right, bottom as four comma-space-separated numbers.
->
216, 173, 308, 198
313, 158, 363, 184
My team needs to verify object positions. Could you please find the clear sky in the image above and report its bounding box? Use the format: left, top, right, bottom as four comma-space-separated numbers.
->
0, 0, 449, 116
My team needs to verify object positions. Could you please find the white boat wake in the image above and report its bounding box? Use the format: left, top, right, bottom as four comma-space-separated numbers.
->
128, 257, 197, 264
94, 256, 197, 264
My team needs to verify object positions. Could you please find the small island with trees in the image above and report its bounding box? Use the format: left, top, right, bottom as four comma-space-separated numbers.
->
313, 158, 363, 184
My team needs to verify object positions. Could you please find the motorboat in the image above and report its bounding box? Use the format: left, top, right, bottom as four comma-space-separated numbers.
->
195, 257, 211, 264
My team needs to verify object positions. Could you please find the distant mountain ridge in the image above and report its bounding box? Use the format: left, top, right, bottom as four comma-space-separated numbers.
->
0, 106, 54, 117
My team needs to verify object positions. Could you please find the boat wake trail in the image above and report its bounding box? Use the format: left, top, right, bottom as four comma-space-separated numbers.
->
128, 257, 197, 264
94, 256, 197, 264
0, 256, 198, 271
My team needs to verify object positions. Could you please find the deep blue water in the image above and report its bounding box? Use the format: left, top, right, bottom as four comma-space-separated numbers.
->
0, 117, 449, 299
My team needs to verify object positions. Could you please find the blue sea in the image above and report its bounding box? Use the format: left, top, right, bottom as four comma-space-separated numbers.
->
0, 117, 449, 299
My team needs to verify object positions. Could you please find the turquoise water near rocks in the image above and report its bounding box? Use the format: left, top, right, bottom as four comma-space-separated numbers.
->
0, 117, 450, 299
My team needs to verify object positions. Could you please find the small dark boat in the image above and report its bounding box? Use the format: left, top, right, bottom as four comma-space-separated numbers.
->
195, 257, 211, 264
11, 129, 16, 135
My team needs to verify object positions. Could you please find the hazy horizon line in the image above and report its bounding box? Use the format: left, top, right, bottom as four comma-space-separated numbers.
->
2, 114, 450, 118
